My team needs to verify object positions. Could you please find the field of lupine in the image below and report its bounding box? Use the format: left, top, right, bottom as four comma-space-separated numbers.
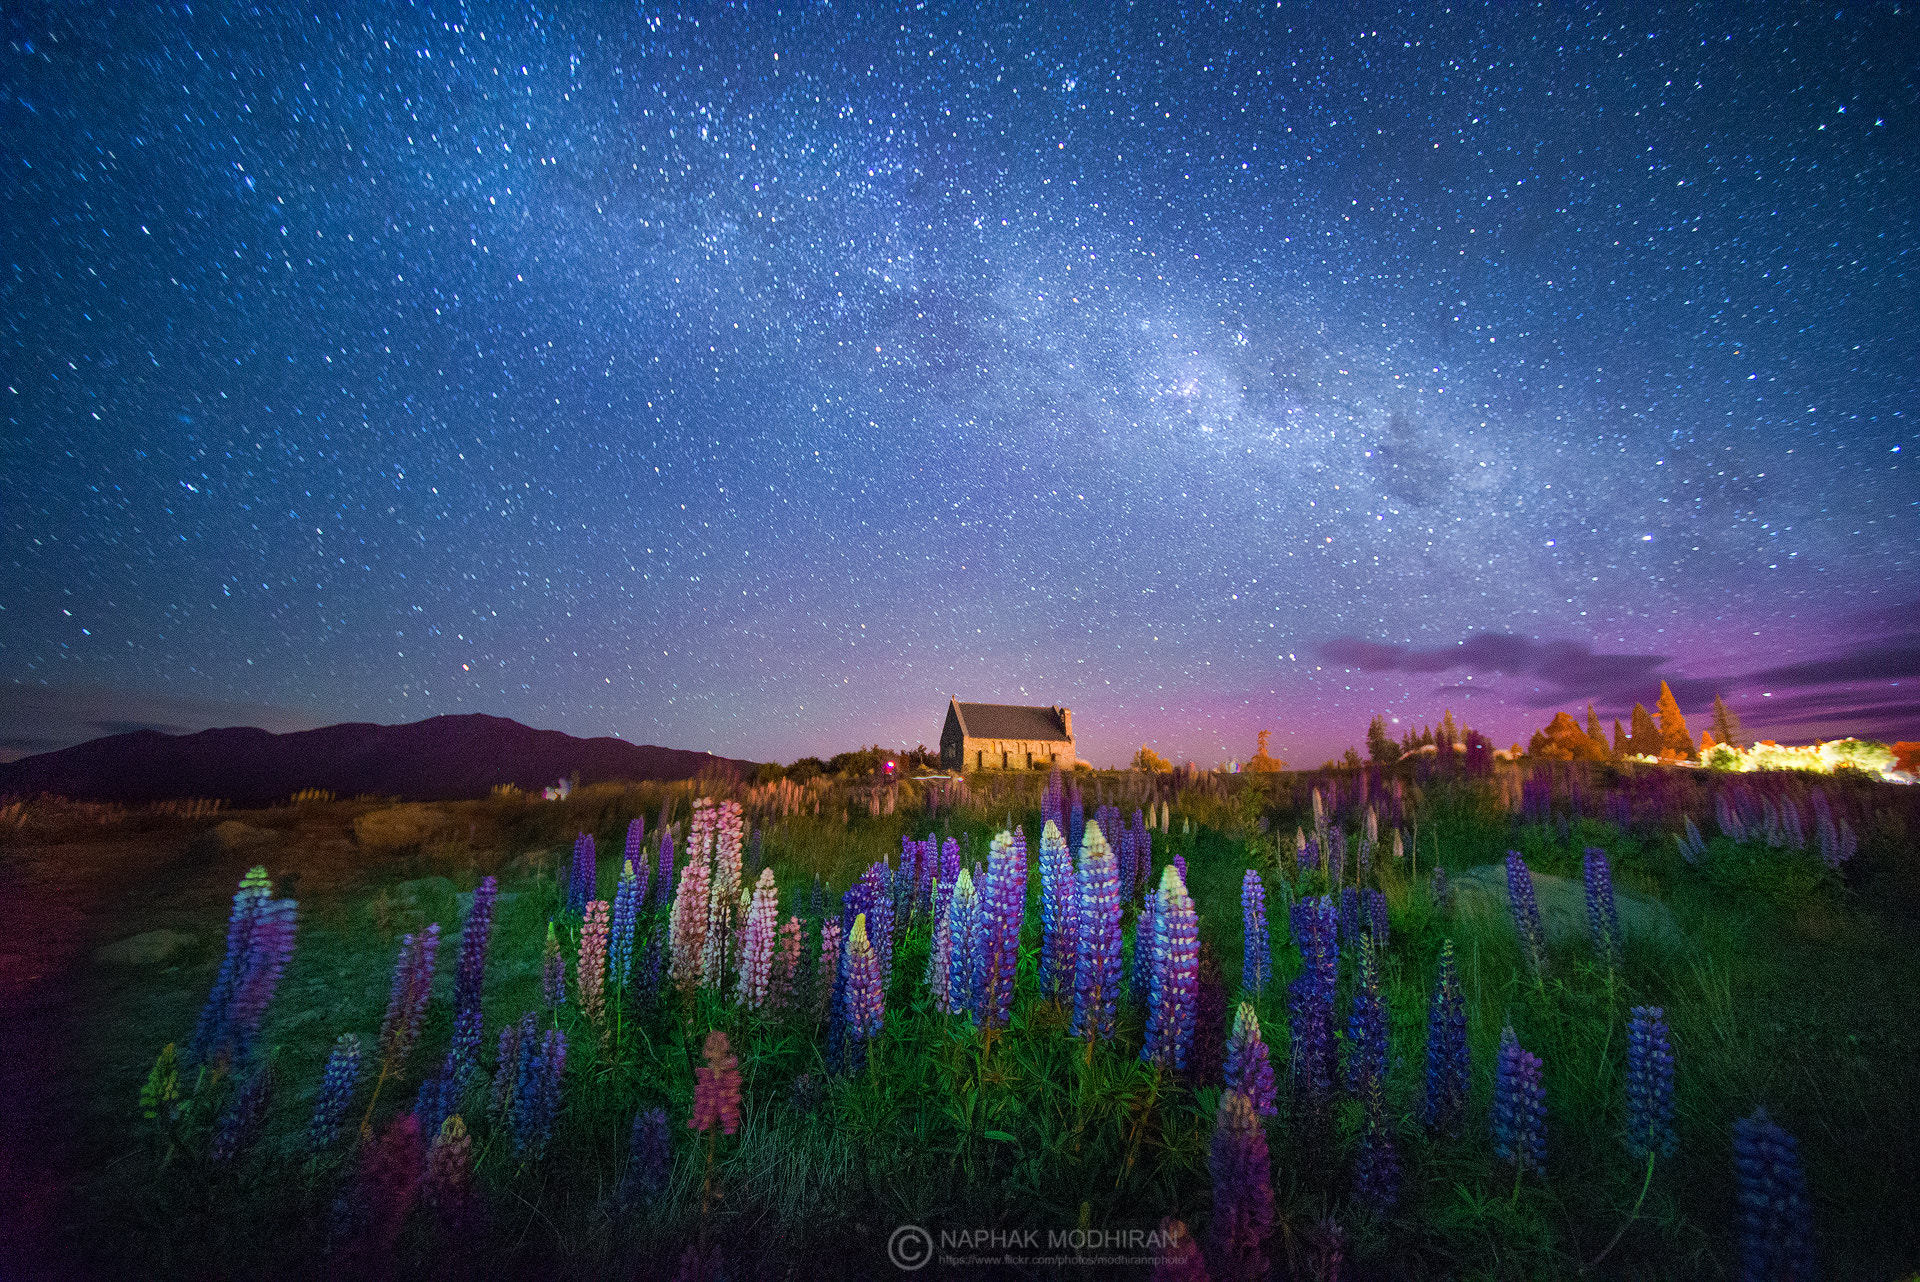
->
73, 759, 1920, 1278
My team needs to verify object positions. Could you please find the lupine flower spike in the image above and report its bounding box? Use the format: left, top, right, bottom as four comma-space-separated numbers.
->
1072, 825, 1124, 1043
620, 1106, 671, 1211
1419, 941, 1470, 1136
1223, 1003, 1277, 1116
1733, 1107, 1816, 1282
1142, 864, 1199, 1070
1240, 870, 1270, 998
308, 1033, 362, 1151
611, 860, 642, 992
844, 913, 886, 1048
1584, 848, 1622, 968
1505, 851, 1548, 978
1207, 1089, 1275, 1280
1288, 895, 1340, 1140
512, 1027, 568, 1158
541, 920, 567, 1011
738, 867, 779, 1011
362, 924, 439, 1134
689, 1030, 743, 1135
1625, 1006, 1676, 1160
1491, 1025, 1547, 1180
444, 876, 496, 1087
1346, 933, 1389, 1096
187, 865, 272, 1067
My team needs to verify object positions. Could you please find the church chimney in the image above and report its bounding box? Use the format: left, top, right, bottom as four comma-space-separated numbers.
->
1059, 706, 1073, 740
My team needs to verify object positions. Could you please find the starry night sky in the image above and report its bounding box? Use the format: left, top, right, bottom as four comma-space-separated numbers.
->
4, 3, 1916, 768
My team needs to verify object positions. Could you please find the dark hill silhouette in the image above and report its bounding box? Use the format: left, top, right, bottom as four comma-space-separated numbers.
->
0, 713, 754, 807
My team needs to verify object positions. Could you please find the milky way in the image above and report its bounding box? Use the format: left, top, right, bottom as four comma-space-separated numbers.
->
4, 4, 1914, 766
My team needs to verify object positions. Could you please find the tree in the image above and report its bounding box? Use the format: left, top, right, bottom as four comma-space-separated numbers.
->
1711, 695, 1745, 751
1342, 747, 1363, 770
1629, 703, 1660, 758
1436, 710, 1459, 756
1536, 711, 1608, 762
1247, 730, 1287, 773
1133, 745, 1173, 773
1654, 681, 1697, 761
1585, 704, 1611, 756
1366, 716, 1401, 765
1612, 719, 1629, 756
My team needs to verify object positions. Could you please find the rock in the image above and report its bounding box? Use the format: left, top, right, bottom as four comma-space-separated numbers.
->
192, 820, 278, 855
1449, 863, 1684, 949
96, 929, 197, 967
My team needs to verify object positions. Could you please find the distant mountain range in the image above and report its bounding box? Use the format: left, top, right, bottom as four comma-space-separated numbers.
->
0, 713, 755, 807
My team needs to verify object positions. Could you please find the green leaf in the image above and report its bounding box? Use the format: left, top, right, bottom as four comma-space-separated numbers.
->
984, 1129, 1017, 1143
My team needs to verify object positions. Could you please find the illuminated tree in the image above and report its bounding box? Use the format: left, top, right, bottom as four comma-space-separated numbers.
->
1711, 695, 1745, 750
1629, 703, 1660, 758
1612, 718, 1629, 756
1655, 682, 1697, 761
1133, 745, 1173, 773
1248, 730, 1286, 773
1585, 704, 1611, 756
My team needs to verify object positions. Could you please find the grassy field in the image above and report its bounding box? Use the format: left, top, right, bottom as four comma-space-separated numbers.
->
4, 761, 1917, 1279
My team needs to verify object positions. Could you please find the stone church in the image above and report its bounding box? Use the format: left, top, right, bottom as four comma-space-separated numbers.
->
939, 699, 1076, 772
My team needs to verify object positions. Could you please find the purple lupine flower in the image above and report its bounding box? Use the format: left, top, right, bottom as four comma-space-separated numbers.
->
1142, 864, 1199, 1070
1135, 823, 1153, 903
1072, 830, 1124, 1042
928, 876, 956, 1013
1043, 767, 1064, 832
1170, 851, 1188, 889
413, 1069, 461, 1146
844, 914, 886, 1046
946, 868, 981, 1019
825, 926, 855, 1075
1190, 946, 1228, 1087
657, 825, 676, 905
1038, 819, 1075, 1000
1241, 870, 1271, 998
856, 861, 894, 988
620, 1106, 671, 1210
567, 831, 597, 915
1364, 888, 1389, 947
1288, 895, 1340, 1139
1339, 885, 1362, 949
1626, 1006, 1676, 1160
541, 920, 567, 1010
1223, 1003, 1277, 1117
1346, 933, 1389, 1096
1733, 1107, 1816, 1282
512, 1027, 568, 1158
1130, 891, 1157, 1010
1419, 940, 1470, 1136
377, 923, 440, 1079
1491, 1025, 1547, 1177
334, 1112, 423, 1275
1505, 851, 1548, 978
489, 1013, 533, 1125
976, 832, 1024, 1030
211, 1061, 274, 1165
424, 1115, 481, 1240
1206, 1089, 1275, 1281
689, 1030, 742, 1135
308, 1033, 363, 1151
1328, 828, 1346, 885
1154, 1217, 1209, 1281
1069, 786, 1085, 855
610, 860, 641, 992
1116, 822, 1137, 910
445, 876, 497, 1086
1352, 1065, 1401, 1214
187, 865, 272, 1066
1583, 848, 1622, 967
224, 894, 298, 1065
624, 817, 648, 906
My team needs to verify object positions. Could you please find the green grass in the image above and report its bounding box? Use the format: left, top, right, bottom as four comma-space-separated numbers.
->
61, 768, 1920, 1278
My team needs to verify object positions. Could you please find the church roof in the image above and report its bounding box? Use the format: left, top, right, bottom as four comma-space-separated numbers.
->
949, 700, 1071, 742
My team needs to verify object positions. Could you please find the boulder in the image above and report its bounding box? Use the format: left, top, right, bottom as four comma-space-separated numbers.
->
1449, 863, 1684, 949
96, 929, 197, 967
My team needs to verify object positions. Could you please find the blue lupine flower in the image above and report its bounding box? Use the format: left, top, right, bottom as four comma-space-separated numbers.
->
1505, 851, 1548, 977
1351, 1068, 1401, 1214
610, 860, 641, 990
1364, 888, 1389, 947
1223, 1003, 1277, 1116
1241, 870, 1271, 998
1288, 896, 1340, 1138
1625, 1005, 1676, 1160
1072, 828, 1123, 1041
1039, 819, 1077, 1001
1346, 933, 1389, 1095
1733, 1107, 1816, 1282
512, 1027, 567, 1159
1583, 848, 1622, 967
1142, 864, 1199, 1070
1491, 1025, 1547, 1177
567, 832, 596, 916
308, 1032, 363, 1151
620, 1106, 670, 1210
1418, 941, 1470, 1137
